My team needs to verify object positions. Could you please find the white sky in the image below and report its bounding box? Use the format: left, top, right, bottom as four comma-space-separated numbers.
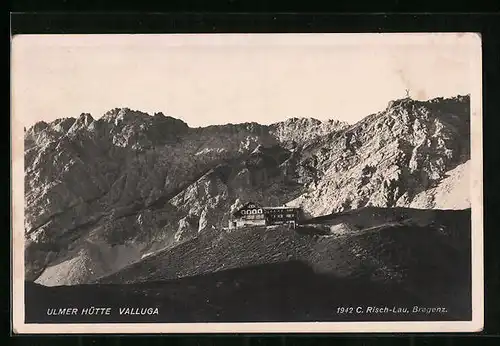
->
11, 33, 479, 128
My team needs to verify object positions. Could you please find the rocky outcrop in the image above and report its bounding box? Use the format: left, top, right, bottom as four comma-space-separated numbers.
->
24, 95, 471, 286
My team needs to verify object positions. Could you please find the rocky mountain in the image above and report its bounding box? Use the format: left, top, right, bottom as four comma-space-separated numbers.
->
286, 95, 471, 216
24, 95, 471, 286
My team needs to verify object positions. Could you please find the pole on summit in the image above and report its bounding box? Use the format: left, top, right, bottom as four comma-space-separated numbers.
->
405, 88, 410, 98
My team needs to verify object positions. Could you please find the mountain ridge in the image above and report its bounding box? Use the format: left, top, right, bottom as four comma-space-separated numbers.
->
24, 94, 470, 133
24, 94, 471, 286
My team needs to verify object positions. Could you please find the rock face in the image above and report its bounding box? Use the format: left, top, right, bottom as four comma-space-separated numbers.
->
269, 117, 349, 149
287, 95, 471, 216
24, 95, 471, 285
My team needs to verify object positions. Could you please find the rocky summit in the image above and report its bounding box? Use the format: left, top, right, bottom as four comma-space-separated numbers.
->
24, 95, 471, 286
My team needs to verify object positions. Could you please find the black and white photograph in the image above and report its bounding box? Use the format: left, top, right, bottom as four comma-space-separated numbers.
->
11, 33, 483, 333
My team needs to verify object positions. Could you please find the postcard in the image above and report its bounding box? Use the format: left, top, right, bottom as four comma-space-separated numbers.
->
11, 32, 483, 333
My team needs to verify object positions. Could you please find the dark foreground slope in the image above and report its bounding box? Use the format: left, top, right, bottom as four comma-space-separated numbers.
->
25, 260, 464, 323
25, 208, 472, 323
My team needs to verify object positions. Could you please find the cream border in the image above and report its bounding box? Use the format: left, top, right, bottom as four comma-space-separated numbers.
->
11, 32, 483, 334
